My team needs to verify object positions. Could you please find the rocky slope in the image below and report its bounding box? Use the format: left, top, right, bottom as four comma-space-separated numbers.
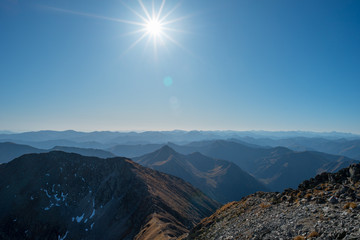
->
135, 146, 267, 204
186, 164, 360, 240
0, 151, 219, 240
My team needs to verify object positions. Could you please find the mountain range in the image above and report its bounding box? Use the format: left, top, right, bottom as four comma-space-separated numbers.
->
0, 151, 219, 240
1, 130, 359, 149
1, 141, 358, 192
236, 136, 360, 160
134, 145, 268, 203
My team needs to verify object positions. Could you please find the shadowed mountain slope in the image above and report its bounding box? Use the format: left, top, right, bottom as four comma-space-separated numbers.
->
167, 141, 359, 191
0, 151, 219, 240
134, 146, 268, 204
0, 142, 45, 164
251, 150, 358, 191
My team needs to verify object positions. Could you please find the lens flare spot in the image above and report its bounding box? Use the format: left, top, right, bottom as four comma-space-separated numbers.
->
163, 76, 173, 87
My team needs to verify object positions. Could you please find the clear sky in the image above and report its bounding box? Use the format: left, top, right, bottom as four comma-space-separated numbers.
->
1, 0, 360, 133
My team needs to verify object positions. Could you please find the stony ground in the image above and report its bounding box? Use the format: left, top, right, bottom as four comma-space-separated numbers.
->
185, 164, 360, 240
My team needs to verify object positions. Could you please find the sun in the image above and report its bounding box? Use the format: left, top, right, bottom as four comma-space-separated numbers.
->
146, 19, 163, 36
118, 0, 189, 55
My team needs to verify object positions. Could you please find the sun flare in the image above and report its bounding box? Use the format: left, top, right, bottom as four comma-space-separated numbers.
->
146, 19, 162, 36
45, 0, 189, 55
119, 0, 189, 55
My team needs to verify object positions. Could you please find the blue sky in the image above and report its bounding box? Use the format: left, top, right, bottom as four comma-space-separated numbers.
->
1, 0, 360, 133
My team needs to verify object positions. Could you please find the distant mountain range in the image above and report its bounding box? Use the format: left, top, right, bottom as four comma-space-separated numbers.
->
235, 136, 360, 160
164, 140, 359, 191
0, 130, 358, 148
0, 152, 219, 240
1, 140, 357, 192
0, 142, 116, 164
134, 145, 268, 203
107, 144, 163, 158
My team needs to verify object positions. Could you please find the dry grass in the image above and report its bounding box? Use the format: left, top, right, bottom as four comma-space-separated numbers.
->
259, 202, 271, 208
343, 202, 357, 209
308, 231, 319, 238
293, 236, 305, 240
304, 193, 312, 199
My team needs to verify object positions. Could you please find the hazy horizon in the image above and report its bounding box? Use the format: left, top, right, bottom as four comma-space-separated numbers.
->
1, 128, 360, 136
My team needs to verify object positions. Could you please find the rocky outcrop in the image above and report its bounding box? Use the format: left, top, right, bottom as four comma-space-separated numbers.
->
185, 164, 360, 240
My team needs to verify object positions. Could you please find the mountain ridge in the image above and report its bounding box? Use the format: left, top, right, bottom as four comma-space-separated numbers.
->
0, 151, 219, 240
134, 145, 268, 204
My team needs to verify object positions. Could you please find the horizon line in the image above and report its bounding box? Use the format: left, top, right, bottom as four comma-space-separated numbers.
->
1, 129, 360, 136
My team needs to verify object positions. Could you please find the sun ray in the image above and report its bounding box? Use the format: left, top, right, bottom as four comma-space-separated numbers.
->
42, 6, 145, 26
159, 1, 182, 23
161, 26, 191, 34
161, 14, 193, 26
120, 1, 149, 23
138, 0, 152, 21
152, 0, 156, 19
119, 28, 147, 37
157, 0, 166, 21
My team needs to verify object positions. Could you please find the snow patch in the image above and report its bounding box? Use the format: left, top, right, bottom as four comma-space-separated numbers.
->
90, 209, 95, 219
76, 213, 84, 223
43, 189, 51, 198
58, 230, 69, 240
55, 194, 61, 201
44, 203, 54, 210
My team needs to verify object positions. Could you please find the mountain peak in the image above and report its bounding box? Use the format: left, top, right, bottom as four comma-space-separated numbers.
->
154, 145, 178, 157
136, 146, 268, 203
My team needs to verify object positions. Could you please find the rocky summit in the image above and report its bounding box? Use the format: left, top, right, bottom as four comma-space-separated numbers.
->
0, 151, 219, 240
185, 164, 360, 240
